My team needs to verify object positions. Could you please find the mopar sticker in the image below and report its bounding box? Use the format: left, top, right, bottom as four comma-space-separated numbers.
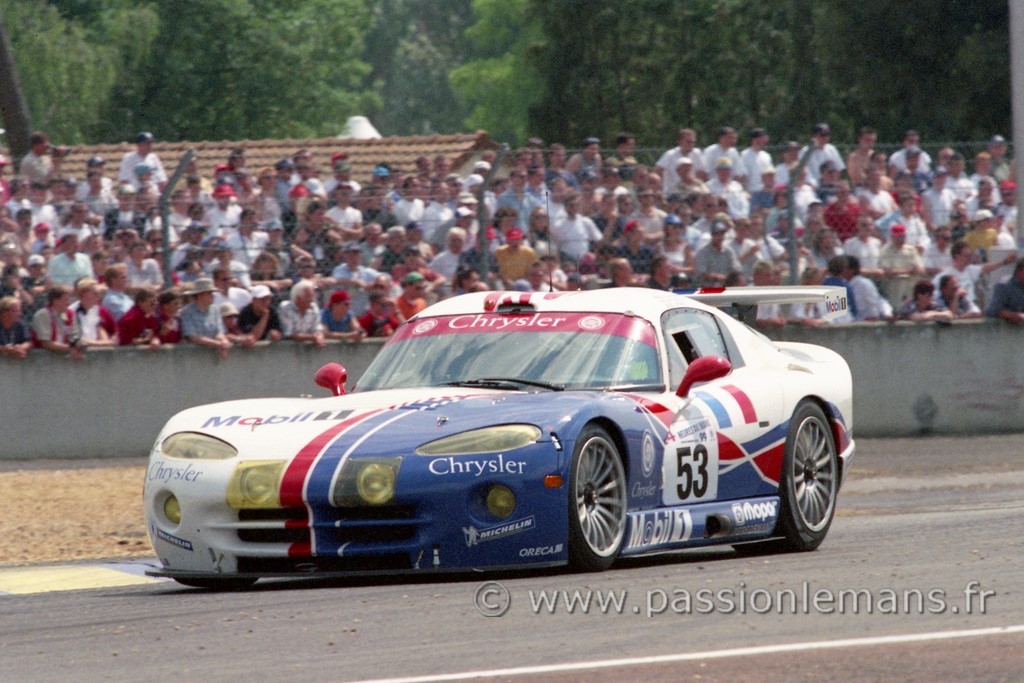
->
732, 500, 777, 525
464, 516, 535, 547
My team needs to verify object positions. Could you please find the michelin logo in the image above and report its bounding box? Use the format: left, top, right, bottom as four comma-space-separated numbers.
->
464, 516, 535, 547
732, 500, 778, 526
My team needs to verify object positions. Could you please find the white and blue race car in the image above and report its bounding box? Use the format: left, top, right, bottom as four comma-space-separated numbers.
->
144, 287, 854, 588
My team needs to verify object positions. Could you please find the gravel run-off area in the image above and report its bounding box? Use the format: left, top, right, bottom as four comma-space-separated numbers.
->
0, 463, 150, 566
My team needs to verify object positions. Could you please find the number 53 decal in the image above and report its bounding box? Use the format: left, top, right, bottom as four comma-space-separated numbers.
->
663, 441, 718, 504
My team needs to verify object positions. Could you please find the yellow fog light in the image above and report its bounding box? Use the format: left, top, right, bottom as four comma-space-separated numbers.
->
226, 461, 286, 509
486, 484, 516, 519
163, 494, 181, 525
357, 462, 397, 506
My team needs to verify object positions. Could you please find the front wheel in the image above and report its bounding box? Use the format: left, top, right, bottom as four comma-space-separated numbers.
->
567, 426, 627, 572
775, 402, 838, 551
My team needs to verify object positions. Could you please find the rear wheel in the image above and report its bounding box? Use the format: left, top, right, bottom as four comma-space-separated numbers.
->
567, 426, 627, 572
775, 401, 838, 551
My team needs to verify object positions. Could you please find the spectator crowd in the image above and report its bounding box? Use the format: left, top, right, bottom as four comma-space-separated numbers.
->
1, 123, 1022, 360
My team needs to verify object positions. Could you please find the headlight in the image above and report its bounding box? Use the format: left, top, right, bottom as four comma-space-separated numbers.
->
415, 425, 542, 456
333, 458, 402, 507
226, 461, 286, 509
161, 432, 237, 460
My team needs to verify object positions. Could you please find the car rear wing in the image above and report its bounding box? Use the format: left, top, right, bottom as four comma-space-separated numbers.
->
674, 286, 849, 323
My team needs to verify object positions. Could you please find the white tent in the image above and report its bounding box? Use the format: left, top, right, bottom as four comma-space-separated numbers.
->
339, 116, 381, 140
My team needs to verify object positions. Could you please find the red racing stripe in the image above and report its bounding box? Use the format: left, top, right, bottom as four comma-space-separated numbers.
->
753, 442, 784, 485
279, 410, 381, 508
717, 431, 745, 461
623, 394, 674, 429
722, 384, 758, 424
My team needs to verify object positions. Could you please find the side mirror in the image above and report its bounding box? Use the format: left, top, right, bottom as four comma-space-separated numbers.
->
676, 355, 732, 398
315, 363, 348, 396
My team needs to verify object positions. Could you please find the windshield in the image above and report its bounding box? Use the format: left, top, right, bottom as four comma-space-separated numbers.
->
356, 312, 662, 392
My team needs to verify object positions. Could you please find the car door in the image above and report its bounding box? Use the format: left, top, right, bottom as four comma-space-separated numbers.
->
660, 307, 784, 506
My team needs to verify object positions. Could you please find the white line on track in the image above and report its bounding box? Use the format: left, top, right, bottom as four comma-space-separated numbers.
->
345, 624, 1024, 683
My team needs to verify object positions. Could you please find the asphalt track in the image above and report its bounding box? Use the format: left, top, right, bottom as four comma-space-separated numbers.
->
1, 435, 1022, 683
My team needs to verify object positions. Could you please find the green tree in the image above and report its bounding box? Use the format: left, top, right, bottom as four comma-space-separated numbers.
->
0, 0, 158, 143
363, 0, 473, 135
813, 0, 1010, 141
526, 0, 809, 150
129, 0, 378, 142
450, 0, 545, 145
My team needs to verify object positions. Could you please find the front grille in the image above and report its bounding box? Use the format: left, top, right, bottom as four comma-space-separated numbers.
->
235, 505, 420, 545
237, 507, 309, 543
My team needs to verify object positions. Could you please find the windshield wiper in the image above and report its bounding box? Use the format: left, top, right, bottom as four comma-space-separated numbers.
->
603, 383, 666, 393
443, 377, 565, 392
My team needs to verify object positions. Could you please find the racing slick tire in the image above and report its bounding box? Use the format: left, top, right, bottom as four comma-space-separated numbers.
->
775, 401, 838, 551
567, 425, 627, 572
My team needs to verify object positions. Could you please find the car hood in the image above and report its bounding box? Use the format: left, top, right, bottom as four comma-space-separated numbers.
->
155, 387, 628, 457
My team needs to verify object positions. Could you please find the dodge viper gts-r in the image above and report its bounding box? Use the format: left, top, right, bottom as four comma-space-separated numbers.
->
144, 286, 854, 588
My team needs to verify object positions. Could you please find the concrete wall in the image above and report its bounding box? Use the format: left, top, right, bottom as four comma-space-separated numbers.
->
762, 320, 1024, 438
0, 340, 385, 460
2, 321, 1022, 460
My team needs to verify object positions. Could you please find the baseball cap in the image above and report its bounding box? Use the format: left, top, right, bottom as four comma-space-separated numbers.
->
505, 228, 524, 241
812, 122, 831, 136
274, 158, 294, 171
27, 254, 46, 266
623, 219, 641, 233
213, 183, 237, 198
135, 131, 154, 143
974, 209, 994, 221
343, 241, 362, 252
403, 271, 425, 285
455, 206, 474, 219
134, 163, 153, 176
710, 220, 729, 234
329, 289, 351, 305
990, 135, 1006, 144
889, 223, 907, 235
86, 155, 105, 168
250, 285, 273, 299
715, 157, 733, 169
220, 302, 239, 317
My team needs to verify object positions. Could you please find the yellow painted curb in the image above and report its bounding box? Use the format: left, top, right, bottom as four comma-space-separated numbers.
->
0, 565, 162, 595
